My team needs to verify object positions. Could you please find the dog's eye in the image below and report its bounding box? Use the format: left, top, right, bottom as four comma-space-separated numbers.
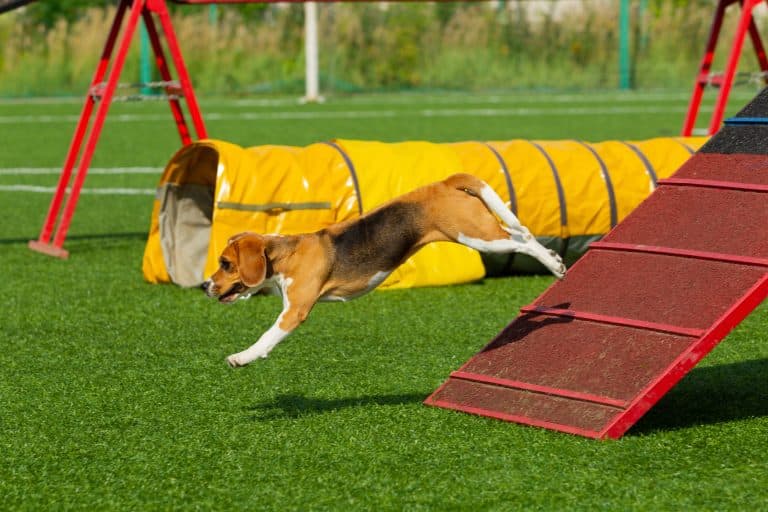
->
220, 260, 232, 272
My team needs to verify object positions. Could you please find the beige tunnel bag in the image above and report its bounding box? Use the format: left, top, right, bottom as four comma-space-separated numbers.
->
142, 136, 706, 290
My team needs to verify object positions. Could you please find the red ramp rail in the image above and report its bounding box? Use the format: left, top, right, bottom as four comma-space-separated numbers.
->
426, 89, 768, 439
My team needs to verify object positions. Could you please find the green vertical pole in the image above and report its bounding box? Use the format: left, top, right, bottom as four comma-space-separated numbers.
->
639, 0, 648, 51
619, 0, 631, 89
139, 22, 152, 95
209, 5, 218, 24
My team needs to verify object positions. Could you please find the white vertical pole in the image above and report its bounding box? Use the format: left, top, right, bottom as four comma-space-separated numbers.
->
304, 2, 321, 103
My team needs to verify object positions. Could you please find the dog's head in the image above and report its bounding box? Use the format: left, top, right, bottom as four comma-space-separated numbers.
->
203, 232, 268, 303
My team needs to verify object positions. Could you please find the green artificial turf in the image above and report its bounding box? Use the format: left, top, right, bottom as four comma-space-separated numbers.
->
1, 90, 766, 510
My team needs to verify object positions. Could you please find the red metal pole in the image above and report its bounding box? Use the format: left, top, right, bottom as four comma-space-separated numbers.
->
142, 6, 193, 145
29, 0, 130, 256
746, 13, 768, 78
50, 0, 147, 249
681, 0, 734, 136
153, 0, 208, 139
707, 0, 763, 134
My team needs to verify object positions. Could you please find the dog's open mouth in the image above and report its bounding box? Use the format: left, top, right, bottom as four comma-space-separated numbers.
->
218, 283, 246, 303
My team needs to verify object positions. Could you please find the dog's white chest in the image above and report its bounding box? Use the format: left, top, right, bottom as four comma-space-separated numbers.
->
241, 273, 290, 300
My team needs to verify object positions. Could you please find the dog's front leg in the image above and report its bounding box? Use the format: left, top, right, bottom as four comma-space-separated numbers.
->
226, 300, 313, 368
226, 318, 291, 368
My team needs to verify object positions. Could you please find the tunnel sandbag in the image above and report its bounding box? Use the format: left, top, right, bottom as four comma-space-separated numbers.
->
142, 136, 706, 289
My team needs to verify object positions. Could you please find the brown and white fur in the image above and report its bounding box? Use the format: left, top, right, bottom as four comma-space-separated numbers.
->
203, 173, 565, 368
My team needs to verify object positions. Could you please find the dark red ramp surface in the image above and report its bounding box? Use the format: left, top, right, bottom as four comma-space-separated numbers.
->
426, 90, 768, 439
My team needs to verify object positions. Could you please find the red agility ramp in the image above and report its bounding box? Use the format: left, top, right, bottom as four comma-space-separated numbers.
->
426, 89, 768, 439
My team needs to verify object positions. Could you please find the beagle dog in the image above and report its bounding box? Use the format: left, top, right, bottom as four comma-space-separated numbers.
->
203, 173, 565, 368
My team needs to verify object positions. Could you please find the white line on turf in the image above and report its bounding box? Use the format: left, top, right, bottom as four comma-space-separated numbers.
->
0, 184, 155, 195
0, 167, 159, 175
0, 105, 715, 124
0, 91, 755, 107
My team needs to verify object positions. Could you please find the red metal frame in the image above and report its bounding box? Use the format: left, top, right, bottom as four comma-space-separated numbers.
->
682, 0, 768, 136
28, 0, 207, 258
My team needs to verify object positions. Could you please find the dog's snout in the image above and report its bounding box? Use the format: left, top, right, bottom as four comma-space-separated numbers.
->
201, 279, 215, 297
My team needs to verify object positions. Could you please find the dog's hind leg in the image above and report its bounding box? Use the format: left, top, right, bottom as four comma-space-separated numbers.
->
457, 232, 566, 279
448, 173, 537, 240
476, 182, 533, 238
453, 180, 565, 278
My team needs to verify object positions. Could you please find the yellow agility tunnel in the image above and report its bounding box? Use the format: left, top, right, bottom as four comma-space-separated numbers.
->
142, 136, 706, 290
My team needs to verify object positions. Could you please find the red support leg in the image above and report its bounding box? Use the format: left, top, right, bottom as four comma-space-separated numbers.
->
681, 0, 733, 136
707, 0, 764, 134
746, 12, 768, 82
28, 0, 131, 258
683, 0, 768, 136
152, 0, 207, 139
29, 0, 207, 258
142, 7, 193, 145
49, 0, 146, 250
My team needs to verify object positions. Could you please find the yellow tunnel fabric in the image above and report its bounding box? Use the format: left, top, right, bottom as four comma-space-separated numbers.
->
142, 136, 707, 290
329, 139, 486, 289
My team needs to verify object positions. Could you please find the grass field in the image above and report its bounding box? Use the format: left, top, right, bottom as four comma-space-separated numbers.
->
1, 89, 767, 510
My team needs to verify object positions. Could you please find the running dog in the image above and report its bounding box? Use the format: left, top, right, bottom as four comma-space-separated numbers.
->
203, 173, 566, 368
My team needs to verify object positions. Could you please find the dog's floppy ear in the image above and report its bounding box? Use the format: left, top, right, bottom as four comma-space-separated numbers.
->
235, 234, 268, 287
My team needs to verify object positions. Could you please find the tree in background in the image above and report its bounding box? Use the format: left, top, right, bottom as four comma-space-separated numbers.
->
19, 0, 110, 29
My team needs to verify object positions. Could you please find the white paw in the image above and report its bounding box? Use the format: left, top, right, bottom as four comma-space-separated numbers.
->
226, 353, 247, 368
226, 349, 269, 368
547, 250, 566, 279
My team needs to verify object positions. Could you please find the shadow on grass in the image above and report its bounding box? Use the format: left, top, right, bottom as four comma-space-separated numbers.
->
630, 357, 768, 435
0, 232, 147, 246
248, 392, 427, 420
245, 359, 768, 430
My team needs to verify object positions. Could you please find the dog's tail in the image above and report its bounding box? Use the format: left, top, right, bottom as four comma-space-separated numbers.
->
444, 173, 524, 231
